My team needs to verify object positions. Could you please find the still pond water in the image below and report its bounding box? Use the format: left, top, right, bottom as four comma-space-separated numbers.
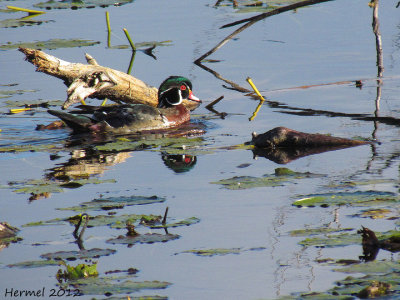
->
1, 0, 400, 299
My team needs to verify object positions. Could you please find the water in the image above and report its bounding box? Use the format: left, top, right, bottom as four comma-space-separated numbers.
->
1, 0, 400, 299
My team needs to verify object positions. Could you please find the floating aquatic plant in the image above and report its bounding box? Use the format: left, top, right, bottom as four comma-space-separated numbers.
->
212, 168, 322, 190
107, 233, 180, 245
292, 191, 399, 208
0, 38, 100, 50
3, 178, 115, 197
58, 195, 166, 212
70, 277, 171, 296
181, 247, 265, 257
290, 227, 353, 237
182, 248, 242, 257
7, 259, 59, 269
41, 248, 116, 261
299, 232, 361, 248
34, 0, 133, 10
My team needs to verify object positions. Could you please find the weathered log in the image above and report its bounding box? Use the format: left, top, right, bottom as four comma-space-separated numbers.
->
251, 127, 370, 149
0, 222, 19, 239
19, 47, 199, 110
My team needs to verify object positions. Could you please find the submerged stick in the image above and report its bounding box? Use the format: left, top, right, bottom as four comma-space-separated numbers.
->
251, 127, 370, 148
205, 95, 224, 110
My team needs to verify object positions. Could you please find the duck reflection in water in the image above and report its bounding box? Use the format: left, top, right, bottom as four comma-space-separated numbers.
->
161, 153, 197, 173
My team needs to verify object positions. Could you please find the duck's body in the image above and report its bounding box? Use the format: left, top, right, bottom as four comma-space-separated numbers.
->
48, 76, 201, 134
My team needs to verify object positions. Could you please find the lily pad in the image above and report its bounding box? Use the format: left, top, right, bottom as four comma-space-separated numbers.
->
212, 168, 321, 190
0, 17, 52, 29
299, 232, 361, 248
0, 38, 100, 50
292, 191, 399, 208
34, 0, 133, 10
58, 195, 165, 212
22, 217, 65, 227
181, 247, 265, 257
81, 214, 162, 229
288, 274, 400, 299
7, 179, 63, 195
290, 227, 353, 237
182, 248, 242, 257
0, 89, 37, 100
333, 260, 400, 274
110, 40, 173, 50
150, 217, 200, 229
329, 273, 400, 298
107, 233, 180, 245
3, 99, 63, 108
70, 277, 171, 296
351, 208, 397, 220
7, 259, 60, 269
41, 248, 116, 261
4, 178, 115, 197
23, 213, 164, 229
327, 178, 398, 189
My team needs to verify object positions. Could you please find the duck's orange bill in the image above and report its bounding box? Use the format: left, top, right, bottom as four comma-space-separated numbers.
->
188, 90, 201, 102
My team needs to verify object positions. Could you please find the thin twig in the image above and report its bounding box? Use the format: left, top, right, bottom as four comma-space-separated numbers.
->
123, 28, 136, 51
162, 207, 169, 225
194, 61, 250, 92
246, 77, 265, 101
7, 5, 45, 15
371, 0, 383, 78
106, 11, 111, 48
221, 0, 332, 29
247, 77, 265, 121
205, 96, 227, 118
205, 95, 224, 110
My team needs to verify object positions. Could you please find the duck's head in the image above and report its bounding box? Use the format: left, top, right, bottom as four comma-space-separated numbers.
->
157, 76, 202, 108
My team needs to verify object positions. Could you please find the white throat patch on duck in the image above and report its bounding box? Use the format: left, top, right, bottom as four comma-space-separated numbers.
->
158, 87, 183, 107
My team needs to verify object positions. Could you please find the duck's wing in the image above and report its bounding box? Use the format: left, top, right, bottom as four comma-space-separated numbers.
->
91, 104, 165, 132
49, 104, 166, 133
48, 110, 93, 132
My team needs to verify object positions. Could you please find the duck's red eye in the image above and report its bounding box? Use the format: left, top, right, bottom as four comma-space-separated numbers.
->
180, 85, 187, 91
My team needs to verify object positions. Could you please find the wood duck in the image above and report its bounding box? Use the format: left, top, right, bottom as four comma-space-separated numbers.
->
47, 76, 201, 134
